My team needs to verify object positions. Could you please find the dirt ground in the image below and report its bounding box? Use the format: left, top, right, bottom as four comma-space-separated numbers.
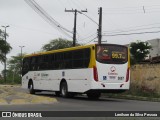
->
0, 85, 57, 105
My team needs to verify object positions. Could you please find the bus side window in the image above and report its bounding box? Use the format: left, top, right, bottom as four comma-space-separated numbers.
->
48, 54, 54, 70
58, 52, 65, 69
40, 55, 49, 70
36, 56, 41, 70
64, 51, 72, 69
39, 56, 45, 70
72, 48, 91, 69
84, 48, 91, 68
22, 57, 30, 76
30, 57, 36, 70
54, 53, 59, 69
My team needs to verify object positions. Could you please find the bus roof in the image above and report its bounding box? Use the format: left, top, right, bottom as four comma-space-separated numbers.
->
24, 44, 95, 58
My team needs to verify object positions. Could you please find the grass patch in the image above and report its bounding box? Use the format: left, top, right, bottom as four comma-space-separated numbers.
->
103, 79, 160, 102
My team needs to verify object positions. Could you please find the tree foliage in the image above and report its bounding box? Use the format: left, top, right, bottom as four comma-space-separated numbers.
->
42, 38, 82, 51
0, 54, 24, 84
130, 40, 152, 64
0, 29, 12, 63
7, 54, 22, 75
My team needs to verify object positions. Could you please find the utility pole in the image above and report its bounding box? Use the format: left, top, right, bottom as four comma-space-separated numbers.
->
73, 9, 77, 47
1, 25, 9, 84
98, 7, 102, 44
65, 9, 87, 47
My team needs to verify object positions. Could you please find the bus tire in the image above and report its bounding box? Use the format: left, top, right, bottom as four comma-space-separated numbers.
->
60, 81, 69, 98
55, 91, 60, 97
28, 81, 35, 94
87, 91, 101, 99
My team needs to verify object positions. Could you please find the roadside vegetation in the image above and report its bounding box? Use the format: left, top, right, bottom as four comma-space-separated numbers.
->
128, 41, 160, 100
105, 78, 160, 101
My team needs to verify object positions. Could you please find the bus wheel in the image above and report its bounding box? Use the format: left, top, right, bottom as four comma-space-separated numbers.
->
87, 92, 101, 99
28, 81, 35, 94
55, 91, 60, 97
60, 82, 68, 98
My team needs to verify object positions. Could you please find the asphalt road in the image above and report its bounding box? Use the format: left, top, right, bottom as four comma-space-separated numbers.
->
0, 92, 160, 119
0, 92, 160, 111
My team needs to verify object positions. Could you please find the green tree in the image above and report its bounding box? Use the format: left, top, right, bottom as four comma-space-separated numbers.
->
0, 29, 12, 63
130, 40, 152, 64
7, 54, 22, 75
42, 38, 82, 51
1, 54, 25, 84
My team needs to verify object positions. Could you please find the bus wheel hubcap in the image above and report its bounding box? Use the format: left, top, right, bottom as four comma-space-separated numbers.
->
62, 86, 66, 95
30, 85, 33, 90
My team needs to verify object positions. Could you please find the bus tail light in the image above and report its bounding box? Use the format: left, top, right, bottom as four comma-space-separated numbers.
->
126, 68, 130, 82
93, 66, 98, 81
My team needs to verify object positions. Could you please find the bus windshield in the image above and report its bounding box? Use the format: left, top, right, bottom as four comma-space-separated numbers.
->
96, 44, 128, 64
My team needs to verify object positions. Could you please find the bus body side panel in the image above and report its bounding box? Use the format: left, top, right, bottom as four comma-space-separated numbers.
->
22, 71, 43, 89
22, 68, 93, 93
46, 68, 92, 93
22, 74, 29, 89
22, 63, 130, 93
65, 68, 92, 93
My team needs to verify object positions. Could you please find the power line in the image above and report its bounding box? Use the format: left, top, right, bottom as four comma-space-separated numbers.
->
103, 5, 160, 13
78, 11, 98, 25
25, 0, 99, 44
85, 36, 97, 44
0, 21, 63, 36
103, 21, 160, 35
29, 0, 73, 35
24, 0, 73, 38
78, 32, 97, 42
103, 30, 160, 36
103, 26, 160, 34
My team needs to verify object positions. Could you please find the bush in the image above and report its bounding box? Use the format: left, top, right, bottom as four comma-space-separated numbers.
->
0, 76, 21, 85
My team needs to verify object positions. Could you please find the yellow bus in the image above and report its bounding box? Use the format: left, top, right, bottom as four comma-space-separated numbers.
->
22, 44, 130, 99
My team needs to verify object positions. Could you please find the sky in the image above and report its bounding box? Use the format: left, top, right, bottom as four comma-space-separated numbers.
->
1, 0, 160, 71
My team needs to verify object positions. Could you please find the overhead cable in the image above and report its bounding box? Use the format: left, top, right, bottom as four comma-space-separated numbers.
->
103, 30, 160, 36
24, 0, 73, 38
103, 26, 160, 34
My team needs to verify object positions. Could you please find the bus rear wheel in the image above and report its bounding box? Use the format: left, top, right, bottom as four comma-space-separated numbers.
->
55, 91, 60, 96
28, 81, 35, 94
60, 82, 69, 98
87, 91, 101, 99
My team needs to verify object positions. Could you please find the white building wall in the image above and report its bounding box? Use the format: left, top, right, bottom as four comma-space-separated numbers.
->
147, 39, 160, 58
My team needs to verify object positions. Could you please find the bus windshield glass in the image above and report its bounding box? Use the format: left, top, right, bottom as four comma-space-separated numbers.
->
96, 44, 128, 64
